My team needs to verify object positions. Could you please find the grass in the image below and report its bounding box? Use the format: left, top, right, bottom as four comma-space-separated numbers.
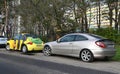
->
112, 45, 120, 61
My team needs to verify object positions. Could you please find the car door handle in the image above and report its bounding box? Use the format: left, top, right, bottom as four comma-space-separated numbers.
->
69, 43, 72, 44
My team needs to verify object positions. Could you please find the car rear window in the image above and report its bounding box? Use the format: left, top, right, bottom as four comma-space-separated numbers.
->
88, 34, 106, 39
25, 34, 38, 38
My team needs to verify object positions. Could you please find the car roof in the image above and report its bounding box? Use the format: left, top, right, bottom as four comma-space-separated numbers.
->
66, 33, 89, 35
65, 33, 105, 40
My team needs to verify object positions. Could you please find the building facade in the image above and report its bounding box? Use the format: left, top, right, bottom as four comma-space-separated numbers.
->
87, 1, 120, 29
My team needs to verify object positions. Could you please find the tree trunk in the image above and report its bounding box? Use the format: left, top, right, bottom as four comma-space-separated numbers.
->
85, 11, 89, 33
109, 9, 113, 27
98, 0, 101, 29
81, 17, 84, 33
114, 10, 118, 30
114, 0, 118, 30
118, 11, 120, 26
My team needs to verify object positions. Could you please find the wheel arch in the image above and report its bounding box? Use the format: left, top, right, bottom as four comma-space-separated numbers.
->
44, 44, 52, 49
6, 43, 12, 50
44, 44, 53, 52
6, 43, 10, 51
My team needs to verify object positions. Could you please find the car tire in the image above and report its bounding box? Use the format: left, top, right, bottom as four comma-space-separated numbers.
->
43, 46, 52, 56
6, 44, 10, 51
21, 45, 28, 53
80, 49, 94, 62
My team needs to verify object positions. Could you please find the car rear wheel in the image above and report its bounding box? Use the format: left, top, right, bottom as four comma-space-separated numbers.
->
6, 44, 10, 51
43, 46, 52, 56
80, 49, 94, 62
21, 45, 28, 53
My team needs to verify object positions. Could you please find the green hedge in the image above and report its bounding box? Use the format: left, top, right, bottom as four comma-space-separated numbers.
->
112, 45, 120, 61
91, 28, 120, 44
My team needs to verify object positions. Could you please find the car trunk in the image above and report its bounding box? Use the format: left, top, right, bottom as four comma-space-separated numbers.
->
97, 39, 115, 50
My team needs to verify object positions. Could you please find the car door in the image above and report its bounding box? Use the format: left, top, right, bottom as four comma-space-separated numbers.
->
18, 34, 24, 50
54, 35, 76, 55
72, 35, 88, 55
14, 34, 23, 50
14, 35, 19, 50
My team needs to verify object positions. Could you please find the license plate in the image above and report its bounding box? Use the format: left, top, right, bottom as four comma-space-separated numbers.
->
108, 45, 114, 48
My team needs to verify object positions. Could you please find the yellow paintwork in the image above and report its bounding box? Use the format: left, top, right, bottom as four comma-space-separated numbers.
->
7, 34, 44, 52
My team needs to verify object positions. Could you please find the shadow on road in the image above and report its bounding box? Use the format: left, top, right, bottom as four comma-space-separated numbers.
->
0, 46, 6, 48
51, 54, 114, 63
21, 51, 43, 56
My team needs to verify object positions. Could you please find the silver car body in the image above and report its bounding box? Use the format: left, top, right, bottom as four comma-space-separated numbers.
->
44, 33, 116, 59
0, 36, 7, 47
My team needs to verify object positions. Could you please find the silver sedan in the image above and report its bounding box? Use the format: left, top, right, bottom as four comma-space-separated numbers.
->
43, 33, 116, 62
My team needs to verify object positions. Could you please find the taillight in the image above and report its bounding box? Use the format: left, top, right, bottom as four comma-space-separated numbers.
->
95, 41, 106, 48
27, 42, 33, 45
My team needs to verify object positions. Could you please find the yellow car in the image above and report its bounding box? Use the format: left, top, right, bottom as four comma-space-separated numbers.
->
6, 33, 44, 53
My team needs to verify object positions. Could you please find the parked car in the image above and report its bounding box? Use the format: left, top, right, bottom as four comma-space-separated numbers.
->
0, 36, 7, 47
43, 33, 116, 62
6, 33, 44, 53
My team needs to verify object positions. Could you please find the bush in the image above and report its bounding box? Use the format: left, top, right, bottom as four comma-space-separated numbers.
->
91, 28, 120, 44
112, 45, 120, 61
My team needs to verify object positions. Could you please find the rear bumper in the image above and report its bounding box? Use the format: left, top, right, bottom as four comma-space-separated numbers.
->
27, 44, 44, 51
92, 50, 116, 58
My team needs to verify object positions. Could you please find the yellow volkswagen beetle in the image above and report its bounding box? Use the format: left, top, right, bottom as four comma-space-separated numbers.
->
6, 33, 44, 53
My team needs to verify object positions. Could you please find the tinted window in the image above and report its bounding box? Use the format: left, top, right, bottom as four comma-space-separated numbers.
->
14, 34, 23, 40
60, 35, 75, 42
89, 34, 106, 39
22, 35, 26, 40
14, 35, 20, 40
75, 35, 88, 41
19, 35, 23, 40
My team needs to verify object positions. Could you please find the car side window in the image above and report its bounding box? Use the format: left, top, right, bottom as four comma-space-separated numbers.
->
14, 34, 22, 40
14, 35, 19, 40
22, 35, 27, 41
19, 35, 23, 40
75, 35, 88, 41
60, 35, 75, 42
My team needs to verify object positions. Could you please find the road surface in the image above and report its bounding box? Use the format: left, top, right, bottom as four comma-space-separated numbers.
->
0, 48, 119, 74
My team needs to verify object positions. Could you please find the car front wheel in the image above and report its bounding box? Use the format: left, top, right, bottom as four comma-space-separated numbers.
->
80, 49, 94, 62
43, 46, 52, 56
21, 45, 28, 53
6, 44, 10, 51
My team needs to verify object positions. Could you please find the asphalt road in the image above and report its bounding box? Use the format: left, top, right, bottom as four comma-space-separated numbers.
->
0, 48, 119, 74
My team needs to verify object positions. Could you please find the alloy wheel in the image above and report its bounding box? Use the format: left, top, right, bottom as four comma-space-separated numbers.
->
80, 49, 94, 62
6, 44, 10, 51
43, 46, 51, 56
22, 45, 28, 53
